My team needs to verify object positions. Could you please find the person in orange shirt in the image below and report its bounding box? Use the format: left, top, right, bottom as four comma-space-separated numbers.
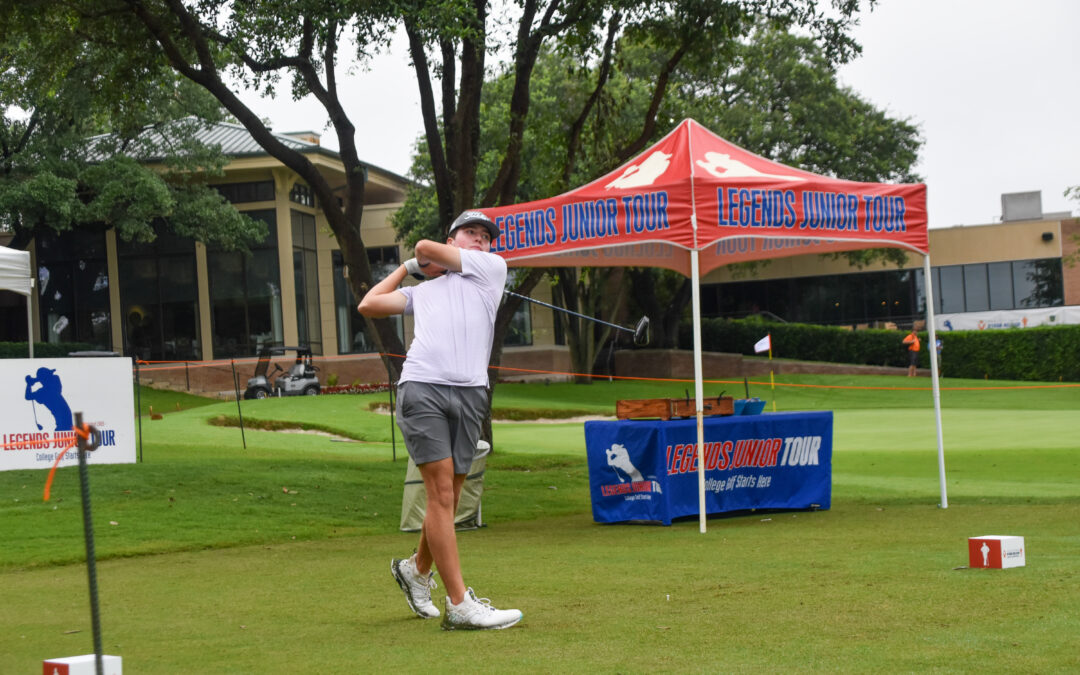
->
902, 329, 921, 377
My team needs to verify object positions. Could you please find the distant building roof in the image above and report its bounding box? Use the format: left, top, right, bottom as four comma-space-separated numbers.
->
190, 120, 324, 157
86, 118, 409, 184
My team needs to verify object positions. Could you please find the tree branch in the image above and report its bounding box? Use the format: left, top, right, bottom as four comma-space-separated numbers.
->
615, 42, 689, 164
564, 10, 620, 188
405, 20, 454, 229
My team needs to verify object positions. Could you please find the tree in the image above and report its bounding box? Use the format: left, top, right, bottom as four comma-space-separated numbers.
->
0, 5, 265, 252
7, 0, 877, 384
396, 17, 923, 364
3, 0, 417, 370
627, 22, 923, 345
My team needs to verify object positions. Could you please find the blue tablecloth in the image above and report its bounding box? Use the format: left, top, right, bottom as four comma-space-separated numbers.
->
584, 411, 832, 525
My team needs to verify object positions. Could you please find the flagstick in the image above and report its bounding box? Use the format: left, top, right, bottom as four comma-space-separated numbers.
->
768, 332, 776, 412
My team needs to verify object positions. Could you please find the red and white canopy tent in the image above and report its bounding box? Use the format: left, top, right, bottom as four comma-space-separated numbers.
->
480, 119, 945, 531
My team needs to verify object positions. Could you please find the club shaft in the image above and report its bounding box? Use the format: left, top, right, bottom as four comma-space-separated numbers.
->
504, 290, 633, 334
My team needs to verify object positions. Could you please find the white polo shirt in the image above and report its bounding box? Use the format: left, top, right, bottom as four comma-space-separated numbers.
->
398, 248, 507, 387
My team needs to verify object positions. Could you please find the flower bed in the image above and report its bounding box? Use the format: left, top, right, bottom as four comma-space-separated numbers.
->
320, 382, 392, 395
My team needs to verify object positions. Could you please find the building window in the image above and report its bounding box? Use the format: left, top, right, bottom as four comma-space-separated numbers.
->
962, 264, 990, 312
1013, 259, 1063, 308
934, 259, 1063, 312
207, 209, 282, 357
291, 210, 322, 354
503, 303, 533, 346
937, 266, 965, 314
987, 262, 1013, 310
332, 248, 402, 353
211, 181, 275, 204
289, 183, 314, 207
117, 224, 200, 360
700, 256, 1065, 327
35, 228, 112, 349
0, 290, 30, 342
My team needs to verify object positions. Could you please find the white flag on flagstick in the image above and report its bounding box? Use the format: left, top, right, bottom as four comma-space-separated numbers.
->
754, 334, 771, 353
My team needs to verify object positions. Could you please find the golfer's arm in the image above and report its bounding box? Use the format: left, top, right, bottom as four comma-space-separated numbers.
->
357, 265, 409, 318
415, 239, 462, 273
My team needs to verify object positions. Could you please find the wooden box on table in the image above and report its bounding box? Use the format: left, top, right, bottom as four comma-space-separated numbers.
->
615, 396, 734, 420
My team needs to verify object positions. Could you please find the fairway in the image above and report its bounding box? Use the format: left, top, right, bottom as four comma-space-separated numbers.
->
2, 374, 1078, 672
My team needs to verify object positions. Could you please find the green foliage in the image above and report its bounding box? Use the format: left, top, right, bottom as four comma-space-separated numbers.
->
679, 317, 1080, 382
0, 5, 264, 250
928, 325, 1080, 382
395, 21, 924, 369
0, 342, 96, 358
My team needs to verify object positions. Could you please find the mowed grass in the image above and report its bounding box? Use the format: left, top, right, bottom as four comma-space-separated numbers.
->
1, 374, 1078, 672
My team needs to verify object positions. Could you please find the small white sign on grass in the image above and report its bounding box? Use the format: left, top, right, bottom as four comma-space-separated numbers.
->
968, 535, 1026, 569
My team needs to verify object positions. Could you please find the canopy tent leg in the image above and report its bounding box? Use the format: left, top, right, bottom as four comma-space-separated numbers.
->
923, 255, 947, 508
691, 250, 707, 533
26, 295, 34, 358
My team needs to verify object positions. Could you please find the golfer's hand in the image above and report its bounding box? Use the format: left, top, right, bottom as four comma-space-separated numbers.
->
419, 260, 448, 277
25, 375, 32, 384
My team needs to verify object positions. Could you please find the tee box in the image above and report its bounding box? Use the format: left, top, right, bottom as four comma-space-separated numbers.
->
43, 654, 122, 675
968, 535, 1025, 569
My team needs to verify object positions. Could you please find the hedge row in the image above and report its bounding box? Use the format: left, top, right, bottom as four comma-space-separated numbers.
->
0, 342, 98, 359
677, 317, 1080, 382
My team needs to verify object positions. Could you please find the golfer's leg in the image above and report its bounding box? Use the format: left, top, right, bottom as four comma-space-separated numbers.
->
417, 471, 467, 573
452, 472, 467, 512
417, 457, 466, 604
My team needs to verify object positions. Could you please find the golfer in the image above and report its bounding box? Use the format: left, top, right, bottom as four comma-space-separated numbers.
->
358, 210, 522, 631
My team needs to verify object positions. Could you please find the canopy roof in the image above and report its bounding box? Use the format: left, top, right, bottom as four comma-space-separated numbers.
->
478, 120, 944, 530
0, 246, 32, 297
482, 119, 927, 277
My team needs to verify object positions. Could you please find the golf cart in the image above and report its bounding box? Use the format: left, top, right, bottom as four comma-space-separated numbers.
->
243, 345, 321, 399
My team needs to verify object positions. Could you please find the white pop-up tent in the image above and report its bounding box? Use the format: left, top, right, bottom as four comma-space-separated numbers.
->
0, 246, 35, 357
480, 119, 945, 532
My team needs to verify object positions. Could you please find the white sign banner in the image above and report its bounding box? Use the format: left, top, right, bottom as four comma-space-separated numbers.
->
1, 357, 136, 471
936, 306, 1080, 332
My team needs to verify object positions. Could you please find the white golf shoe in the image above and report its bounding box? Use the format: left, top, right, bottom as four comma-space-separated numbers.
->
391, 555, 440, 619
441, 587, 523, 631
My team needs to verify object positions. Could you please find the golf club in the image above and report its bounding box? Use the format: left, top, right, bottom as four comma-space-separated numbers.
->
503, 290, 650, 345
30, 399, 42, 430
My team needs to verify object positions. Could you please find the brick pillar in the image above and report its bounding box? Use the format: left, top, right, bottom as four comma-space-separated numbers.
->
1062, 219, 1080, 306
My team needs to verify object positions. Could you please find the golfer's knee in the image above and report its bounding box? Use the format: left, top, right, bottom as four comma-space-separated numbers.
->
428, 485, 455, 512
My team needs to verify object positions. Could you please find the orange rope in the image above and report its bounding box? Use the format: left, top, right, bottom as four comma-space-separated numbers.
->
41, 424, 92, 502
126, 352, 1080, 391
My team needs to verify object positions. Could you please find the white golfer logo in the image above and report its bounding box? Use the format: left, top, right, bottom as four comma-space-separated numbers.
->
980, 542, 990, 566
695, 151, 803, 181
605, 443, 644, 483
605, 151, 672, 189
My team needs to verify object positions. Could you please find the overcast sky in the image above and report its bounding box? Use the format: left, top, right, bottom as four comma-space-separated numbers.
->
240, 0, 1079, 229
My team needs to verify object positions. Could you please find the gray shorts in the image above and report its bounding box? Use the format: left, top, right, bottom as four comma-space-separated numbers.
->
396, 381, 489, 475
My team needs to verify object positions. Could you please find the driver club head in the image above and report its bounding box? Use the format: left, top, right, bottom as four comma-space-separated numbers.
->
633, 316, 650, 346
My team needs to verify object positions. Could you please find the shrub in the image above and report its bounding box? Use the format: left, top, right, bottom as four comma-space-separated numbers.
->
678, 317, 1080, 381
0, 342, 98, 358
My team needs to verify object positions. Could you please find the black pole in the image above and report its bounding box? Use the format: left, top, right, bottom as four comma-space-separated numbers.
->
134, 359, 143, 463
185, 360, 190, 391
74, 412, 104, 675
385, 357, 396, 462
744, 376, 750, 399
231, 359, 246, 449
